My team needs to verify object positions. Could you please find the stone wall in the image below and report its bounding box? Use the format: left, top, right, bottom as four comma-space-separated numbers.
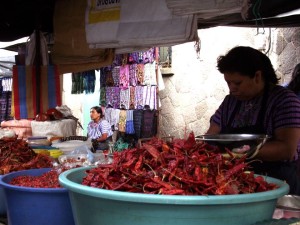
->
274, 28, 300, 84
158, 27, 300, 138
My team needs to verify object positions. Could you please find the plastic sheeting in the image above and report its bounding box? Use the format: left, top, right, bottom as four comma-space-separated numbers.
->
31, 118, 77, 138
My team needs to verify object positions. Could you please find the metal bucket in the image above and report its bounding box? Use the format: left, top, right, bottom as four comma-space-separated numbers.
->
273, 195, 300, 219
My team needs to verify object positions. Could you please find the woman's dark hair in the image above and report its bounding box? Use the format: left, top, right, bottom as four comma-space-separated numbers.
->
287, 63, 300, 94
91, 106, 103, 118
217, 46, 280, 84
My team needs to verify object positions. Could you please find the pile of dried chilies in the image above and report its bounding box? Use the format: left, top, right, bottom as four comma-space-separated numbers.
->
0, 137, 53, 175
82, 132, 278, 195
9, 170, 61, 188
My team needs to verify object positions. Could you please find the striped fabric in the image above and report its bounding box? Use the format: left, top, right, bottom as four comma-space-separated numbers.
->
12, 65, 62, 119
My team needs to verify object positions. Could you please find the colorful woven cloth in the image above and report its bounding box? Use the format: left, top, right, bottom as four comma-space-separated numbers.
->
129, 64, 137, 86
119, 88, 130, 109
142, 85, 157, 109
12, 65, 62, 119
99, 87, 106, 106
112, 66, 120, 87
129, 86, 136, 109
125, 110, 135, 134
106, 87, 120, 108
119, 65, 129, 89
136, 64, 144, 85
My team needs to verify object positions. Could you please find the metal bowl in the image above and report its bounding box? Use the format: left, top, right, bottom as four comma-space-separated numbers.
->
274, 195, 300, 219
195, 134, 269, 154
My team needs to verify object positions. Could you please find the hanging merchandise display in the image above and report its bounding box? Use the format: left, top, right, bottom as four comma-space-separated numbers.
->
71, 70, 96, 94
0, 77, 13, 123
12, 65, 62, 120
100, 48, 158, 140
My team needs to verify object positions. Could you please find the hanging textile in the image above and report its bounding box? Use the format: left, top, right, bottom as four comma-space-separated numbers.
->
119, 65, 130, 89
142, 86, 157, 109
112, 66, 120, 87
72, 70, 96, 94
135, 86, 144, 109
118, 109, 127, 133
142, 48, 156, 64
136, 64, 145, 85
129, 86, 136, 109
1, 78, 13, 92
72, 73, 84, 94
0, 78, 13, 122
141, 109, 156, 138
83, 70, 96, 93
12, 65, 62, 120
99, 87, 106, 106
106, 87, 121, 108
125, 110, 135, 134
133, 109, 143, 139
129, 64, 138, 86
128, 52, 140, 64
0, 87, 13, 123
119, 88, 130, 109
143, 62, 157, 86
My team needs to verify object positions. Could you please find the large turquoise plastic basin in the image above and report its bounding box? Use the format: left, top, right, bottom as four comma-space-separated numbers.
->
59, 167, 289, 225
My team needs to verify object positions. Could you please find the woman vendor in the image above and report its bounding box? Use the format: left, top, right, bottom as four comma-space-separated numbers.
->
87, 106, 113, 151
206, 46, 300, 194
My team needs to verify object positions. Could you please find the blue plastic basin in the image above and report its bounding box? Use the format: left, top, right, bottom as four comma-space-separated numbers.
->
0, 175, 6, 216
0, 168, 75, 225
59, 167, 289, 225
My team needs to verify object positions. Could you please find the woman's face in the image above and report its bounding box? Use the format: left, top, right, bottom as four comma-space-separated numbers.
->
224, 71, 264, 101
90, 108, 100, 121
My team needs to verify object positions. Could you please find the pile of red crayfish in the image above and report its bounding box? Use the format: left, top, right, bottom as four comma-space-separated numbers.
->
0, 137, 53, 175
82, 132, 278, 195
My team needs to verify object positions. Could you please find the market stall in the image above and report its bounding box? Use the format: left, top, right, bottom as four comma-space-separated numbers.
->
1, 0, 300, 225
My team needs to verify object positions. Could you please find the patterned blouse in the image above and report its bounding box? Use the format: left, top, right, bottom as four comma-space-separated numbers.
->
87, 119, 113, 139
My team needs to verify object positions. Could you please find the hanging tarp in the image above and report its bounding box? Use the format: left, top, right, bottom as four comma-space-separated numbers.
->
165, 0, 242, 18
85, 0, 198, 53
51, 0, 114, 74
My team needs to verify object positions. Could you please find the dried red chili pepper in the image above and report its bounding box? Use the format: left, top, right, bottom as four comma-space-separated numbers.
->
0, 137, 53, 175
9, 170, 61, 188
82, 132, 278, 195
